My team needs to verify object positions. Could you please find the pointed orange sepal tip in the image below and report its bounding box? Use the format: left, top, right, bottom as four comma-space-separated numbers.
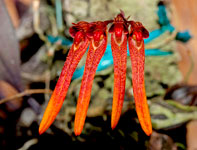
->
128, 21, 152, 136
110, 12, 128, 130
39, 38, 89, 134
39, 22, 90, 134
74, 22, 108, 136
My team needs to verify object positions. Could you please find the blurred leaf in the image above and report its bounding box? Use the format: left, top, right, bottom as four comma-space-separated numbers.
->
145, 55, 182, 97
21, 45, 49, 83
0, 0, 23, 91
175, 142, 186, 150
150, 100, 197, 130
0, 80, 22, 111
164, 84, 197, 106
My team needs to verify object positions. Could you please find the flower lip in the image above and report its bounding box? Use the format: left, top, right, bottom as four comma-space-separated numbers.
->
129, 21, 149, 39
108, 13, 129, 44
92, 30, 103, 47
86, 21, 108, 39
69, 21, 90, 38
109, 12, 129, 35
73, 31, 86, 45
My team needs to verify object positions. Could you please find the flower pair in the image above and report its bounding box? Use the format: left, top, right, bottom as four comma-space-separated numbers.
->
39, 11, 152, 136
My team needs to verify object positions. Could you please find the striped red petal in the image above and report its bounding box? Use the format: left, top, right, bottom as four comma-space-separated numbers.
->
111, 32, 127, 129
39, 37, 89, 135
128, 36, 152, 136
74, 32, 107, 135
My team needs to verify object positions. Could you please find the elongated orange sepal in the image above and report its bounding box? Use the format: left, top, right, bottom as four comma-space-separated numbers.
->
74, 22, 107, 135
109, 12, 128, 129
128, 22, 152, 136
110, 33, 127, 129
39, 29, 89, 134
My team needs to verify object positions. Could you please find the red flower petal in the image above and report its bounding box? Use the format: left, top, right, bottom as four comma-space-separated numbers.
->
110, 32, 127, 129
109, 12, 128, 130
128, 34, 152, 136
39, 33, 89, 135
74, 25, 107, 135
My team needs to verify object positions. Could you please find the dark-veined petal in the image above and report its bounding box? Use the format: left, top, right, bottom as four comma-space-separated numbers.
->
39, 22, 90, 134
74, 22, 108, 135
109, 13, 128, 129
128, 22, 152, 136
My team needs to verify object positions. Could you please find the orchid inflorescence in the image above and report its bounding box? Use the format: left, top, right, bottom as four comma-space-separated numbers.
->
39, 11, 152, 136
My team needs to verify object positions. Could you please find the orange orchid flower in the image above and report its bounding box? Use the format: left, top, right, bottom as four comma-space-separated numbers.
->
39, 11, 152, 136
128, 21, 152, 135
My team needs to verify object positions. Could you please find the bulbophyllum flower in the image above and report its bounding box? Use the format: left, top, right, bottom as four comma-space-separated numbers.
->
39, 21, 91, 135
74, 21, 109, 135
39, 11, 152, 136
128, 21, 152, 136
108, 12, 129, 131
